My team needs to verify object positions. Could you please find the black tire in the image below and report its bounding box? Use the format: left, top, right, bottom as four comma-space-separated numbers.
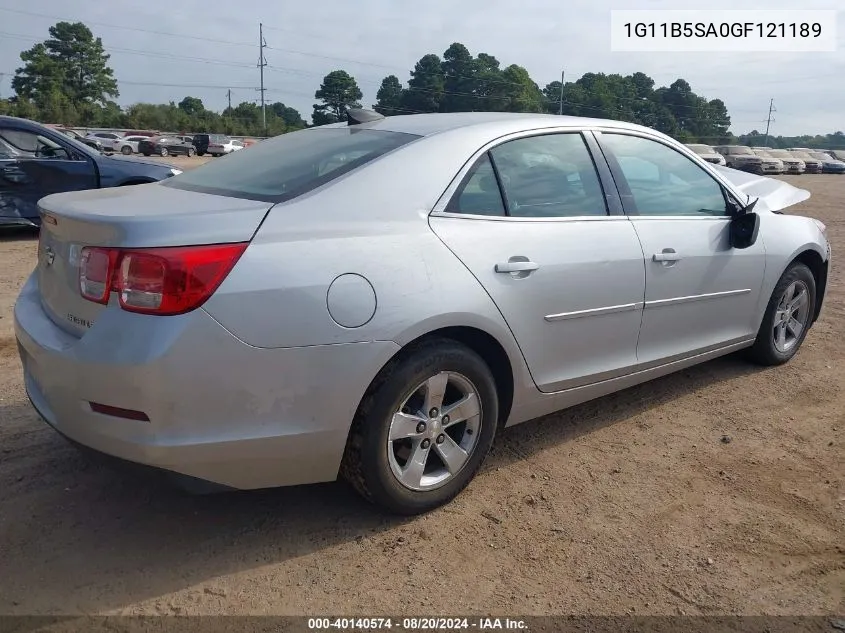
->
120, 145, 132, 155
143, 152, 151, 157
341, 338, 499, 515
159, 147, 169, 157
197, 151, 205, 156
187, 147, 196, 157
748, 262, 816, 366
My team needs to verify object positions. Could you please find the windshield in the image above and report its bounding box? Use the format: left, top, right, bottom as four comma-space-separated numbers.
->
809, 153, 831, 160
767, 150, 792, 158
792, 152, 814, 160
752, 149, 772, 156
687, 145, 712, 154
164, 127, 420, 202
732, 146, 754, 155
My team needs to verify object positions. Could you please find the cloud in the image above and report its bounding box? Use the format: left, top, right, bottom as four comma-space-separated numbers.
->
0, 0, 842, 135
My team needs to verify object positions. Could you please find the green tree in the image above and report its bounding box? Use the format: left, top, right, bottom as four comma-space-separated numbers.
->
440, 43, 476, 112
312, 70, 363, 125
12, 22, 118, 110
495, 64, 545, 112
374, 75, 404, 116
178, 96, 205, 116
402, 54, 445, 113
269, 102, 305, 129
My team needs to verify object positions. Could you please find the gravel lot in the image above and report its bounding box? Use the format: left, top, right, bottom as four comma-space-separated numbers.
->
0, 173, 842, 617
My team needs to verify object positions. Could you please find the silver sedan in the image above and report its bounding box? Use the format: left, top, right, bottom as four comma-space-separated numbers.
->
15, 110, 831, 514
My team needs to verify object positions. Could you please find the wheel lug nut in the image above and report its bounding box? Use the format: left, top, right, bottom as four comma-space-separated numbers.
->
429, 408, 438, 418
436, 434, 445, 444
442, 415, 450, 425
416, 422, 426, 433
421, 439, 431, 449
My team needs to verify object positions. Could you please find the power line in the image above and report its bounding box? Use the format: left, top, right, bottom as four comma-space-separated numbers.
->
0, 23, 836, 118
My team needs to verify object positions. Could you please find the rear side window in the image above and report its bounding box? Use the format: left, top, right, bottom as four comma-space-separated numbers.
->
163, 128, 420, 202
447, 155, 506, 216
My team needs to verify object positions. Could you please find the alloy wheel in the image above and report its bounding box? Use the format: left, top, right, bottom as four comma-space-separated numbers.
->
773, 280, 810, 353
386, 371, 482, 491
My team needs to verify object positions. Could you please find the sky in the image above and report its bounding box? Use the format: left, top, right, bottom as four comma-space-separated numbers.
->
0, 0, 842, 136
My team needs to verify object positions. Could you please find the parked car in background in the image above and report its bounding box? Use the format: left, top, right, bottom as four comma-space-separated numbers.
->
14, 110, 830, 514
208, 138, 244, 157
685, 143, 726, 165
787, 150, 824, 174
714, 145, 763, 173
190, 133, 229, 156
84, 131, 125, 152
114, 135, 151, 156
138, 136, 197, 157
57, 128, 104, 152
176, 135, 194, 145
763, 149, 805, 174
822, 149, 845, 162
0, 115, 181, 227
750, 148, 784, 174
805, 151, 845, 174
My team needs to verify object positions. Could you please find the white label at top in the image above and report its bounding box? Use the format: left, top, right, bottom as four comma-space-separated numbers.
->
610, 10, 838, 52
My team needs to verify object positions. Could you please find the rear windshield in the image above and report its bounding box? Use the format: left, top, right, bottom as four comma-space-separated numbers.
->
163, 127, 420, 202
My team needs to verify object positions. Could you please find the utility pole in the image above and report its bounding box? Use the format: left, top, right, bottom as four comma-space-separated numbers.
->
558, 70, 565, 115
257, 23, 267, 136
762, 98, 776, 147
226, 89, 232, 111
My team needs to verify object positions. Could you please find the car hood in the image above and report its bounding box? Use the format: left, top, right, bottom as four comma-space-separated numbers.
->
713, 165, 810, 211
104, 154, 179, 170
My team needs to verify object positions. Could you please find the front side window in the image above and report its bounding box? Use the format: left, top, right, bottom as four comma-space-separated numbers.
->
601, 133, 728, 217
164, 127, 420, 202
0, 128, 72, 161
489, 133, 607, 218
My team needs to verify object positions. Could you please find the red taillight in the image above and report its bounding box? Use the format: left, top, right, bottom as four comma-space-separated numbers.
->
78, 243, 247, 315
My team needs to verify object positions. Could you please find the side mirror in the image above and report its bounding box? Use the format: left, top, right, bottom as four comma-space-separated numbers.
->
730, 200, 760, 249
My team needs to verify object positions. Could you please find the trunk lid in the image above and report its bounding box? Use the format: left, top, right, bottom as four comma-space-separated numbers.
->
36, 182, 272, 338
713, 165, 810, 211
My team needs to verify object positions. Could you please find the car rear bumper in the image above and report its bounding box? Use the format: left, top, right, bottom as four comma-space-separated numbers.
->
14, 272, 399, 490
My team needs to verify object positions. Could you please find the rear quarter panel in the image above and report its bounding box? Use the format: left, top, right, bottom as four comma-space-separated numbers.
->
200, 132, 538, 403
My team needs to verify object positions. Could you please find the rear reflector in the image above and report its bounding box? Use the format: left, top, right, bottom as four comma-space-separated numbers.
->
89, 402, 150, 422
78, 242, 247, 315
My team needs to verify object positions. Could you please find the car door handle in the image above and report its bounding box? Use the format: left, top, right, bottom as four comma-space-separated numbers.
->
495, 260, 539, 273
653, 250, 681, 263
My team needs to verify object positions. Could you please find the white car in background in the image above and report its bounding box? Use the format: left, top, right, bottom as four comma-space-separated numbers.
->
208, 138, 245, 157
685, 143, 727, 166
113, 135, 153, 155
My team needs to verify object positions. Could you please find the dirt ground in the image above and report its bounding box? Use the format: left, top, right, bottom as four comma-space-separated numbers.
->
0, 172, 842, 617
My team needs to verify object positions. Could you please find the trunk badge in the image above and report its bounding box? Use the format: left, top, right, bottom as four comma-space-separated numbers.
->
44, 246, 55, 266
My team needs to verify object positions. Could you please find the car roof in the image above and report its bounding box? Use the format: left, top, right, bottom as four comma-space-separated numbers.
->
322, 111, 659, 138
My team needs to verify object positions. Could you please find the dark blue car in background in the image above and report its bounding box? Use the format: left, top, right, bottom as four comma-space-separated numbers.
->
0, 115, 182, 228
